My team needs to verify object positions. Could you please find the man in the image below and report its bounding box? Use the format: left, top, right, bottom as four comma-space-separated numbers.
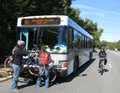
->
98, 46, 107, 71
11, 40, 29, 91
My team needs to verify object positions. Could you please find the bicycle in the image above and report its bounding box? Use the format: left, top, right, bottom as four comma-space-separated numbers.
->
4, 55, 13, 78
99, 57, 106, 75
22, 51, 45, 77
41, 62, 57, 83
17, 51, 46, 83
3, 52, 45, 82
25, 45, 57, 82
49, 62, 57, 82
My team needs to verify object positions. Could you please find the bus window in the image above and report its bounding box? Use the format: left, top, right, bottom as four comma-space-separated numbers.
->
28, 28, 37, 50
73, 30, 78, 47
19, 28, 28, 49
68, 27, 74, 49
81, 34, 84, 48
78, 32, 82, 49
19, 28, 38, 50
37, 26, 67, 53
84, 36, 86, 48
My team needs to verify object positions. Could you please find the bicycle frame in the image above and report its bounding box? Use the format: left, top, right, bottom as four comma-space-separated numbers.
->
99, 57, 105, 75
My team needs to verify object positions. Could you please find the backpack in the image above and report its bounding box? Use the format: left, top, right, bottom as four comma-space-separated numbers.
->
40, 51, 50, 65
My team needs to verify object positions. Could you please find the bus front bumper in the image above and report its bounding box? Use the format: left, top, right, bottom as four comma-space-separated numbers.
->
54, 67, 68, 77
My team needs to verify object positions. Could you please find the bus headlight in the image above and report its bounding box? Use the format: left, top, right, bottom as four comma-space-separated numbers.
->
61, 62, 69, 67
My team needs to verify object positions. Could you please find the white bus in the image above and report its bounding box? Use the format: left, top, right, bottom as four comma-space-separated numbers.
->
17, 15, 93, 77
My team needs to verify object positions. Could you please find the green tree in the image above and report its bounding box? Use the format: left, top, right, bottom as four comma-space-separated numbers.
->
0, 0, 105, 63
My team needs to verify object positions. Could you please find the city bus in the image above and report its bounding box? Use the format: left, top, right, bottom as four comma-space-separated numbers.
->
17, 15, 93, 77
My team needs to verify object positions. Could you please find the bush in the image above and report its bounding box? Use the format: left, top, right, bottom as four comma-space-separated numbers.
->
0, 35, 9, 64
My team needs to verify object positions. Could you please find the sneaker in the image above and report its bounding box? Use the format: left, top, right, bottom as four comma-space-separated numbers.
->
13, 89, 19, 91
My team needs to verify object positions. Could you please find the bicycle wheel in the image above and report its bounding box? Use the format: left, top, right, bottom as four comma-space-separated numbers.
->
4, 56, 13, 79
4, 56, 11, 68
100, 60, 104, 75
28, 57, 45, 76
40, 67, 56, 83
49, 67, 57, 82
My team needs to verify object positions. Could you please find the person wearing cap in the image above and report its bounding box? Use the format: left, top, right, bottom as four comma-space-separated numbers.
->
11, 40, 29, 91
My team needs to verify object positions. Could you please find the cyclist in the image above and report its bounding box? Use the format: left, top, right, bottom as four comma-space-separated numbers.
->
11, 40, 29, 91
98, 46, 107, 71
36, 45, 51, 88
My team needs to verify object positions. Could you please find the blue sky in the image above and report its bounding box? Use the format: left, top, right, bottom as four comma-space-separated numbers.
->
71, 0, 120, 42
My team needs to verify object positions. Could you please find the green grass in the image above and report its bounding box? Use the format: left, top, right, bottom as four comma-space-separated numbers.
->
0, 72, 9, 78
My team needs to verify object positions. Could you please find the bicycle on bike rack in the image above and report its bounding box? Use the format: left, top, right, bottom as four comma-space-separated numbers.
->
3, 51, 45, 82
23, 53, 57, 82
99, 57, 106, 75
4, 45, 57, 82
22, 51, 45, 76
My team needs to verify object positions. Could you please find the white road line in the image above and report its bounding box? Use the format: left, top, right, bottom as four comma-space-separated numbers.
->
109, 63, 112, 68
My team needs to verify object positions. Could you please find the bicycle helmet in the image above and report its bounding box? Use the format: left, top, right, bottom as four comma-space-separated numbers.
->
17, 40, 25, 46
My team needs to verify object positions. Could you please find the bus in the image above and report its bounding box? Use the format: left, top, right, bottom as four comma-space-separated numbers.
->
17, 15, 93, 77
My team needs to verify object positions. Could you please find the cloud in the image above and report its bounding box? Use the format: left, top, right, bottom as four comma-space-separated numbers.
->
94, 12, 106, 18
74, 4, 93, 10
71, 4, 120, 17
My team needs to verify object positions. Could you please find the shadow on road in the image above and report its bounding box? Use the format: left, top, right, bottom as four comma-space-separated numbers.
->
17, 58, 96, 88
18, 78, 36, 89
53, 58, 96, 85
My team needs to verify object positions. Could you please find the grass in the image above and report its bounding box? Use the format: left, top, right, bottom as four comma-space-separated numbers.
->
0, 72, 10, 78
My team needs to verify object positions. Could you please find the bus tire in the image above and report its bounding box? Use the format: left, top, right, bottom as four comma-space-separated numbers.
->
89, 52, 93, 63
74, 56, 79, 72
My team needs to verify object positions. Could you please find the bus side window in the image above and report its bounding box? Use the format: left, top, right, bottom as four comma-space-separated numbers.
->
68, 27, 74, 49
78, 32, 82, 49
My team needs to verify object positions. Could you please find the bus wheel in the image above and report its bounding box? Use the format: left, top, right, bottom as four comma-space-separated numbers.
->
74, 56, 79, 72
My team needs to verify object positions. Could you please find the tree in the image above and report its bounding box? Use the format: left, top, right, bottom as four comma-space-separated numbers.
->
0, 0, 104, 63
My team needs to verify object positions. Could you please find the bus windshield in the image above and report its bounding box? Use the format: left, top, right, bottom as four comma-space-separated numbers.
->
18, 26, 67, 53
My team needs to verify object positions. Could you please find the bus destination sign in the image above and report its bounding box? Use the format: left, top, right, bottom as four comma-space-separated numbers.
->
21, 18, 60, 25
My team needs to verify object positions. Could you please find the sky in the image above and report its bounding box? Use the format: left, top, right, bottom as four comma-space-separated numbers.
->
71, 0, 120, 42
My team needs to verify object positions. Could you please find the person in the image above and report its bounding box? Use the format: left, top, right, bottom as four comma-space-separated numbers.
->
36, 45, 51, 88
98, 46, 107, 71
11, 40, 29, 91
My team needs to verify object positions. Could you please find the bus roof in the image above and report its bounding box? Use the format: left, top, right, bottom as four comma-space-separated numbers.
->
17, 15, 93, 39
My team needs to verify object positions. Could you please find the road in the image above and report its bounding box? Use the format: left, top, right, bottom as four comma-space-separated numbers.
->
0, 50, 120, 93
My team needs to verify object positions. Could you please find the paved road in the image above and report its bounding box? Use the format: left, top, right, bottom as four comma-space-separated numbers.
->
0, 50, 120, 93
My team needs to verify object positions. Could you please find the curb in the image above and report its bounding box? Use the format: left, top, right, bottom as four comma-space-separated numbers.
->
0, 75, 12, 82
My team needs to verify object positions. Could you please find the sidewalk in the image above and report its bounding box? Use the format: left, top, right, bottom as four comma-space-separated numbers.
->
0, 64, 12, 82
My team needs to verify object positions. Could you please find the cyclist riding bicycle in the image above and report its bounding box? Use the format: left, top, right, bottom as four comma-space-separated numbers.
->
98, 46, 107, 71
